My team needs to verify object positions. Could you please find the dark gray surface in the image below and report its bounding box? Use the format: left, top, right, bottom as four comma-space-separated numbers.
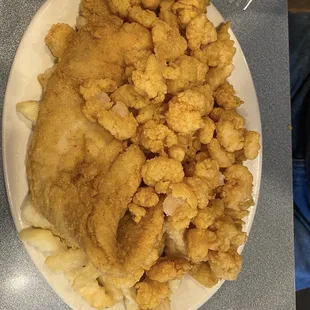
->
0, 0, 294, 309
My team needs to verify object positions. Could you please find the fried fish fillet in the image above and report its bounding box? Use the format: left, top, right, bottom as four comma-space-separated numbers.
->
27, 0, 163, 288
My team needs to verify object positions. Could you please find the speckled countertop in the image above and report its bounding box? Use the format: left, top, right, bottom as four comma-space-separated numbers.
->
0, 0, 295, 309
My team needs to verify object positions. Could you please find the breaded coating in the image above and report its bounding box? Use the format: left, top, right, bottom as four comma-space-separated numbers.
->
136, 102, 167, 124
192, 199, 224, 229
45, 23, 74, 58
220, 164, 253, 209
111, 84, 149, 109
199, 117, 216, 144
209, 250, 242, 281
193, 22, 236, 68
186, 228, 217, 263
190, 263, 219, 288
152, 20, 187, 61
194, 158, 221, 189
140, 120, 178, 154
141, 157, 184, 193
243, 131, 261, 160
147, 257, 192, 282
210, 107, 245, 130
216, 120, 244, 152
186, 14, 217, 50
128, 6, 157, 28
166, 89, 213, 133
129, 203, 147, 223
133, 187, 159, 208
107, 0, 131, 17
215, 81, 243, 110
185, 177, 213, 209
132, 54, 167, 101
142, 0, 161, 10
207, 138, 235, 168
167, 55, 208, 94
205, 64, 234, 90
168, 145, 185, 162
83, 99, 138, 140
136, 278, 171, 309
125, 49, 153, 71
172, 0, 209, 28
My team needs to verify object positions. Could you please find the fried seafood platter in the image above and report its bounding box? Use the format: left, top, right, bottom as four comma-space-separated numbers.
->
12, 0, 261, 309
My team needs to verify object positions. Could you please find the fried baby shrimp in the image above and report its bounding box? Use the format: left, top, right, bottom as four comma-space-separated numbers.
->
205, 64, 235, 90
166, 87, 213, 134
124, 49, 153, 71
194, 158, 221, 189
199, 117, 216, 144
164, 183, 198, 230
215, 81, 244, 110
141, 157, 185, 193
140, 120, 178, 154
208, 250, 242, 281
159, 0, 179, 27
146, 256, 192, 282
128, 6, 157, 28
216, 120, 244, 153
172, 0, 209, 28
133, 187, 159, 208
243, 130, 261, 160
152, 20, 187, 61
207, 138, 235, 168
136, 102, 167, 124
212, 219, 247, 252
220, 164, 253, 210
186, 228, 218, 263
83, 99, 138, 140
186, 14, 217, 50
167, 55, 209, 95
132, 54, 167, 102
135, 278, 171, 310
210, 107, 245, 130
168, 145, 186, 162
193, 22, 236, 68
111, 84, 149, 109
192, 199, 225, 229
190, 262, 219, 288
185, 176, 214, 209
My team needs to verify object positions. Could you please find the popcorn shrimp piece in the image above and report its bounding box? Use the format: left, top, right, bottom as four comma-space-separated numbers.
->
141, 157, 184, 193
215, 81, 243, 110
128, 6, 157, 28
167, 55, 208, 94
199, 117, 216, 144
210, 107, 245, 130
111, 84, 149, 109
132, 54, 167, 102
146, 257, 192, 282
205, 64, 234, 90
186, 228, 217, 263
220, 164, 253, 209
216, 120, 244, 153
136, 278, 171, 310
152, 20, 187, 61
243, 131, 261, 160
209, 250, 242, 281
190, 262, 219, 288
133, 187, 159, 208
140, 120, 178, 154
186, 14, 217, 50
207, 138, 235, 168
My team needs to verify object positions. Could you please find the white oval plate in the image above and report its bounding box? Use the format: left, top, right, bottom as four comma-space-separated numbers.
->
2, 1, 262, 309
